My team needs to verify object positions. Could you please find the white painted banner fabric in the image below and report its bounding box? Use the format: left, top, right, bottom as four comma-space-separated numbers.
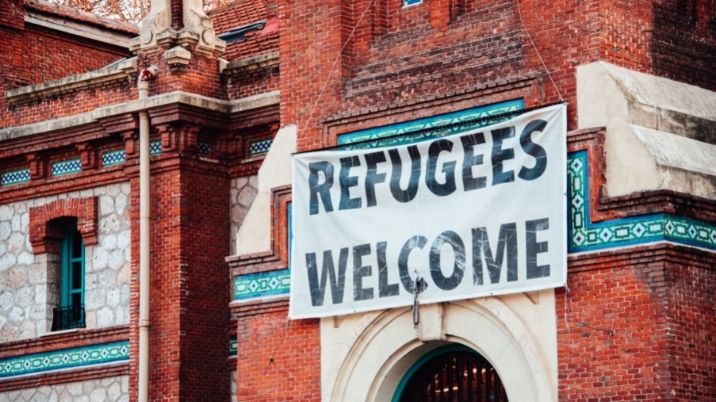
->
290, 104, 567, 319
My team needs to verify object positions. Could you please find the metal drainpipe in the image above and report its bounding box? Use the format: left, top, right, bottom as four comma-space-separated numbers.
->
137, 66, 156, 402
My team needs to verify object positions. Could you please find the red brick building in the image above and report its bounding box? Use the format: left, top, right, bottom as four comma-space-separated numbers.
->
0, 0, 714, 401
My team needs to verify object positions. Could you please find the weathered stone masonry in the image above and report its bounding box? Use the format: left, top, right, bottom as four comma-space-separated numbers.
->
0, 183, 130, 342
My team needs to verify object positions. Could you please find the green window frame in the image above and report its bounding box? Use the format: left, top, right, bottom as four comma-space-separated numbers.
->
52, 224, 86, 330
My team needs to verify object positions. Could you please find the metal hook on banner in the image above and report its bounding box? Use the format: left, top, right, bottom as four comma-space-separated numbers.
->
412, 271, 426, 328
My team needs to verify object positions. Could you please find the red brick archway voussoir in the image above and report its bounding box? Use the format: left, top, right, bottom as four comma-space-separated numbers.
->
29, 197, 99, 254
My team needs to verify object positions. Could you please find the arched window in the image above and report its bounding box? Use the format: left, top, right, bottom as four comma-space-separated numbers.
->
395, 345, 508, 402
51, 221, 85, 331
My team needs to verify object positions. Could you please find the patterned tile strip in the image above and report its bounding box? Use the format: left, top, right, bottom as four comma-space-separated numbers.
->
1, 169, 30, 186
568, 151, 716, 253
198, 142, 211, 156
234, 269, 290, 301
229, 337, 237, 356
0, 341, 129, 379
51, 159, 81, 176
102, 149, 126, 167
149, 141, 162, 155
337, 98, 525, 148
249, 139, 273, 156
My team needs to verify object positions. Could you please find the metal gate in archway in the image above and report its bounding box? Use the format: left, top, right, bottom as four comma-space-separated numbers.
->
394, 345, 508, 402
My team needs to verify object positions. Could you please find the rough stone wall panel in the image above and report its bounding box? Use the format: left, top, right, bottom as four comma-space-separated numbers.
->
0, 183, 131, 342
0, 375, 128, 402
229, 175, 258, 255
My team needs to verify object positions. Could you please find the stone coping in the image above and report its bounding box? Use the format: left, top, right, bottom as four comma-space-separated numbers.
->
597, 61, 716, 123
223, 51, 279, 74
4, 57, 138, 105
25, 0, 138, 35
25, 8, 136, 49
0, 90, 280, 142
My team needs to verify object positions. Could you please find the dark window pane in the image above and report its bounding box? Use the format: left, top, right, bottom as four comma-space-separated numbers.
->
72, 231, 83, 258
71, 292, 82, 308
72, 262, 82, 289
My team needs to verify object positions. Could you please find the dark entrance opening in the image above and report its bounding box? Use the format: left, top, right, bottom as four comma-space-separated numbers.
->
395, 345, 508, 402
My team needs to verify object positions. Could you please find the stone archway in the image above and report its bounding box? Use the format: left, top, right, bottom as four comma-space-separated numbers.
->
322, 291, 558, 402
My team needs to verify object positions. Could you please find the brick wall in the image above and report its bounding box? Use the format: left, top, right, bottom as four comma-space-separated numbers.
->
1, 80, 136, 129
225, 65, 280, 100
1, 25, 128, 90
178, 164, 231, 401
136, 49, 226, 101
598, 0, 716, 91
235, 305, 320, 401
279, 0, 344, 151
127, 153, 231, 402
559, 246, 716, 400
280, 0, 714, 141
0, 0, 24, 31
662, 253, 716, 400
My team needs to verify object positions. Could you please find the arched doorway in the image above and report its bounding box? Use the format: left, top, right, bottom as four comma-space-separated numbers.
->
394, 344, 508, 402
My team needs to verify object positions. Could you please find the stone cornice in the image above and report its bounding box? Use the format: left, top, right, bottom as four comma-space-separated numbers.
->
0, 90, 280, 142
25, 9, 136, 49
4, 57, 138, 105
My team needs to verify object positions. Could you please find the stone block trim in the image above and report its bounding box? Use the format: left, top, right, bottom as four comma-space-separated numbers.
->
28, 197, 98, 254
230, 370, 237, 402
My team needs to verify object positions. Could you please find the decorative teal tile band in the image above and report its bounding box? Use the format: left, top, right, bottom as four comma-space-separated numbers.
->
0, 341, 129, 379
568, 151, 716, 253
1, 169, 30, 186
338, 98, 525, 148
234, 269, 290, 301
51, 159, 81, 176
229, 337, 237, 356
249, 139, 273, 156
404, 0, 422, 6
102, 149, 126, 166
149, 141, 162, 155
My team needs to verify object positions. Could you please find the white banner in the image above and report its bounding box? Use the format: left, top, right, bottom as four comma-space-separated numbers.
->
290, 104, 567, 319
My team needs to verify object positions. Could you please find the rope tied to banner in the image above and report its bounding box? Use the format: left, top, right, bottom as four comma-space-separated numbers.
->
413, 271, 426, 328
